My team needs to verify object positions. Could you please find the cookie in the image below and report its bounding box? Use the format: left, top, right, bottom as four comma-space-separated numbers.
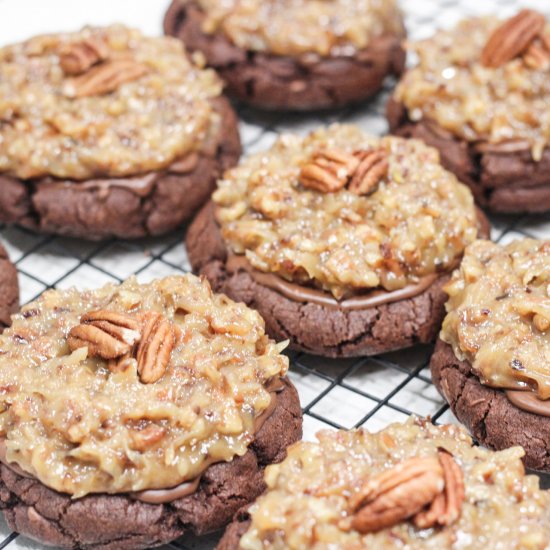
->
431, 239, 550, 471
0, 243, 18, 330
388, 10, 550, 213
218, 418, 550, 549
164, 0, 406, 111
0, 26, 241, 240
0, 275, 302, 549
186, 125, 489, 357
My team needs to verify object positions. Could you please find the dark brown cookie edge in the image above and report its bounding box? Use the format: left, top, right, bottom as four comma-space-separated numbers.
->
185, 202, 489, 358
0, 377, 302, 550
0, 97, 241, 240
387, 97, 550, 214
430, 338, 550, 472
216, 508, 251, 550
0, 243, 19, 331
164, 0, 406, 111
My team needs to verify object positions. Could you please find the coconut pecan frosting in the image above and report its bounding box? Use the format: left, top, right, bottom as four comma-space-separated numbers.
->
195, 0, 405, 57
214, 125, 478, 300
0, 275, 288, 497
237, 419, 550, 549
0, 25, 222, 180
441, 239, 550, 398
394, 10, 550, 160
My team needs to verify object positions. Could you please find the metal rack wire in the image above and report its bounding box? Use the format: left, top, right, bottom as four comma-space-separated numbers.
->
0, 0, 549, 548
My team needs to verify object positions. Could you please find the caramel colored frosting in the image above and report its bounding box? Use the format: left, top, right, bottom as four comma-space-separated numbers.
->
0, 275, 288, 498
442, 239, 550, 399
239, 418, 550, 549
196, 0, 405, 57
0, 25, 222, 180
394, 16, 550, 160
214, 125, 479, 300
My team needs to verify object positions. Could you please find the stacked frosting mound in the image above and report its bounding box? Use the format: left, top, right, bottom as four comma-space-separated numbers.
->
0, 275, 301, 549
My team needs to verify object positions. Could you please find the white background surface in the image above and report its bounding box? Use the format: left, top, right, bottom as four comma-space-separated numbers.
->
0, 1, 549, 549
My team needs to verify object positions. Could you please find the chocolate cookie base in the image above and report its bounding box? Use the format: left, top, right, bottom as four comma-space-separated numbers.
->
430, 339, 550, 472
0, 377, 301, 550
0, 98, 241, 240
0, 244, 19, 331
164, 0, 406, 111
184, 202, 488, 358
216, 508, 252, 550
387, 98, 550, 214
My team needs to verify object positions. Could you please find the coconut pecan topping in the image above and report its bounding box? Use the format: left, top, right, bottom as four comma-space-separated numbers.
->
343, 451, 464, 534
68, 309, 176, 383
59, 36, 110, 75
136, 312, 177, 384
299, 148, 388, 195
62, 58, 149, 98
68, 310, 141, 359
481, 9, 546, 68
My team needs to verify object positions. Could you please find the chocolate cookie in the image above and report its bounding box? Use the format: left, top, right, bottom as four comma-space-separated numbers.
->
388, 11, 550, 213
0, 26, 241, 240
431, 339, 550, 473
218, 419, 550, 549
0, 244, 18, 331
186, 126, 488, 358
431, 239, 550, 472
164, 0, 406, 111
0, 275, 301, 549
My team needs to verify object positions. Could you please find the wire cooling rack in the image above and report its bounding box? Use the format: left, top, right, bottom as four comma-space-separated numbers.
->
0, 0, 549, 548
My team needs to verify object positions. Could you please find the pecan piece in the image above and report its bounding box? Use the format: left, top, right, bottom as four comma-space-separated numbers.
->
130, 424, 166, 451
523, 39, 550, 70
136, 313, 176, 384
414, 450, 465, 528
299, 149, 359, 193
68, 310, 141, 359
62, 59, 149, 98
481, 10, 546, 68
59, 36, 110, 75
348, 149, 388, 196
343, 456, 444, 534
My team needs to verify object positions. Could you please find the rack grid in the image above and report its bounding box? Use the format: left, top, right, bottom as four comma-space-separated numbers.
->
0, 0, 549, 548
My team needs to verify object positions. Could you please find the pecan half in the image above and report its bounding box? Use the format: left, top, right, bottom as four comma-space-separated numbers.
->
68, 310, 141, 359
414, 450, 465, 529
62, 59, 149, 98
481, 9, 546, 68
348, 149, 389, 196
299, 149, 359, 193
300, 147, 388, 196
59, 36, 110, 75
343, 456, 444, 534
136, 313, 176, 384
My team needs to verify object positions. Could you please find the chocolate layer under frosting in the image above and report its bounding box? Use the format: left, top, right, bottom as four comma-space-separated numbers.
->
506, 390, 550, 418
226, 255, 439, 310
0, 379, 285, 504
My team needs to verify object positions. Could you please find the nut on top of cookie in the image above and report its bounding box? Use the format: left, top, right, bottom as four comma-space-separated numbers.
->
0, 25, 223, 180
233, 418, 550, 549
195, 0, 404, 57
213, 124, 478, 300
0, 275, 288, 497
394, 10, 550, 160
442, 239, 550, 397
